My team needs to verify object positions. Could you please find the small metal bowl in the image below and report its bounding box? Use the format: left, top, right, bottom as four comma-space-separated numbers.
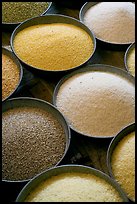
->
124, 42, 135, 77
2, 47, 23, 102
2, 2, 52, 31
107, 123, 135, 202
2, 97, 71, 183
53, 64, 135, 139
10, 14, 96, 75
16, 164, 128, 202
79, 2, 135, 51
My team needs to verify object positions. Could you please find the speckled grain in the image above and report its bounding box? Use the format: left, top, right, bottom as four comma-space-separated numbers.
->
2, 106, 66, 181
2, 2, 49, 23
2, 54, 20, 100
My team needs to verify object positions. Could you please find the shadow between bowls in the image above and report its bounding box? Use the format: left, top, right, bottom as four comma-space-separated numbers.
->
107, 123, 135, 202
2, 2, 52, 31
124, 42, 135, 76
54, 0, 87, 9
2, 97, 71, 199
79, 2, 134, 51
52, 64, 135, 139
10, 14, 96, 77
2, 47, 23, 102
16, 164, 129, 202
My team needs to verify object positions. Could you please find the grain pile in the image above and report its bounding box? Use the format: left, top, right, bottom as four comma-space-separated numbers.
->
2, 53, 20, 101
56, 71, 135, 137
13, 23, 94, 71
2, 107, 66, 181
83, 2, 135, 44
2, 2, 49, 23
25, 172, 123, 202
127, 47, 135, 76
111, 131, 135, 201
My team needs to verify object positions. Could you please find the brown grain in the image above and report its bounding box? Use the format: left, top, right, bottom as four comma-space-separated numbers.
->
2, 106, 66, 181
2, 54, 20, 100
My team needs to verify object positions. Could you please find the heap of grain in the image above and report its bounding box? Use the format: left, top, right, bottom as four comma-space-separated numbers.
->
2, 106, 66, 181
111, 131, 135, 201
13, 23, 94, 71
127, 47, 135, 76
2, 2, 49, 23
55, 71, 135, 137
2, 53, 20, 101
25, 172, 123, 202
83, 2, 135, 44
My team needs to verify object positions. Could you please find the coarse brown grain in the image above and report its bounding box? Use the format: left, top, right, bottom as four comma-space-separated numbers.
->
2, 106, 66, 181
2, 54, 20, 100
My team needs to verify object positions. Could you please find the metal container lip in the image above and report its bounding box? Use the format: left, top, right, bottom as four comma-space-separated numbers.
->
16, 164, 129, 202
107, 123, 135, 202
2, 97, 71, 183
79, 2, 135, 46
53, 63, 135, 139
10, 14, 96, 73
124, 42, 135, 76
2, 47, 23, 102
2, 2, 52, 27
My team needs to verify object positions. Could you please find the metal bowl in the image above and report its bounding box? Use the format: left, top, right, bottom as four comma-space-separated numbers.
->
2, 47, 23, 102
124, 42, 135, 76
107, 123, 135, 202
2, 97, 71, 183
10, 14, 96, 75
16, 164, 129, 202
2, 2, 52, 31
79, 2, 135, 50
53, 64, 135, 139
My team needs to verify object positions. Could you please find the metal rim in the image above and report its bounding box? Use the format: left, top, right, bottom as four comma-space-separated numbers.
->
2, 97, 71, 183
124, 42, 135, 76
53, 64, 135, 139
10, 14, 96, 73
16, 164, 129, 202
79, 2, 135, 46
2, 47, 23, 102
2, 2, 52, 26
107, 123, 135, 202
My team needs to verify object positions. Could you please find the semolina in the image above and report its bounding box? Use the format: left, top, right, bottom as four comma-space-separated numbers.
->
83, 2, 135, 44
127, 48, 135, 76
111, 131, 135, 201
13, 23, 94, 71
25, 172, 123, 202
56, 71, 135, 137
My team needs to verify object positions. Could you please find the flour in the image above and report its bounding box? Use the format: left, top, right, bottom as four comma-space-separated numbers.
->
83, 2, 135, 44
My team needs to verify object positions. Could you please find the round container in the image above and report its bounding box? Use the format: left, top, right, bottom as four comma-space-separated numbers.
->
79, 2, 135, 50
16, 164, 128, 202
53, 64, 135, 139
124, 42, 135, 77
2, 2, 52, 31
2, 47, 23, 102
107, 123, 135, 202
10, 14, 96, 75
2, 97, 71, 182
